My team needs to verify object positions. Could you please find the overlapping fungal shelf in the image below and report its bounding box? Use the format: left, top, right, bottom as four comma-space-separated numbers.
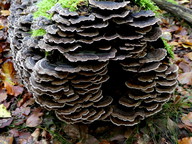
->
9, 0, 178, 126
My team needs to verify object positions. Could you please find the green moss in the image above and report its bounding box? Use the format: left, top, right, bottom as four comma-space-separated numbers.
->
58, 0, 88, 11
32, 29, 46, 37
32, 0, 87, 37
166, 0, 178, 5
33, 0, 87, 19
45, 51, 50, 57
33, 0, 57, 19
134, 0, 159, 13
161, 38, 175, 59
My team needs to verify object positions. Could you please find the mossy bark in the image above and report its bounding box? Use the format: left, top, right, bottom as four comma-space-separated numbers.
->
152, 0, 192, 24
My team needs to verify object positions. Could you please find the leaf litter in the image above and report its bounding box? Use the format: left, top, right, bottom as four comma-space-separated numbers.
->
0, 0, 192, 144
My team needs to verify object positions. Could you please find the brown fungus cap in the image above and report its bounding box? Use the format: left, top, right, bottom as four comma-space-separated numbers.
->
89, 0, 130, 10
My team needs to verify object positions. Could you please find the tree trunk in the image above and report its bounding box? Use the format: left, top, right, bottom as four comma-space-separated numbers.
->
152, 0, 192, 24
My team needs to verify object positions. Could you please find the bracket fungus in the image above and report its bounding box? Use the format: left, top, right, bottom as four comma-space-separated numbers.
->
9, 0, 178, 126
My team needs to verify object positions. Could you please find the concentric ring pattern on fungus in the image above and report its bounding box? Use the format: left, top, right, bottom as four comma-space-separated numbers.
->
9, 0, 178, 126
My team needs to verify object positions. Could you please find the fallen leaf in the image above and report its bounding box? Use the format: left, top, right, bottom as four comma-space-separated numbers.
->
162, 31, 172, 41
0, 136, 14, 144
178, 123, 192, 133
0, 89, 7, 102
167, 117, 178, 133
185, 52, 192, 60
18, 137, 33, 144
26, 108, 43, 127
182, 44, 192, 49
9, 129, 20, 137
0, 118, 13, 128
179, 0, 190, 4
4, 81, 15, 95
99, 140, 110, 144
2, 100, 11, 109
0, 10, 10, 16
0, 25, 5, 30
41, 129, 47, 138
169, 41, 179, 46
76, 135, 99, 144
12, 106, 31, 118
17, 132, 33, 144
3, 82, 24, 96
1, 60, 15, 83
31, 128, 40, 142
63, 124, 81, 140
178, 72, 192, 85
18, 132, 31, 139
1, 60, 24, 96
178, 137, 192, 144
184, 41, 192, 46
17, 93, 33, 107
12, 85, 24, 96
0, 104, 11, 117
178, 62, 192, 73
181, 112, 192, 127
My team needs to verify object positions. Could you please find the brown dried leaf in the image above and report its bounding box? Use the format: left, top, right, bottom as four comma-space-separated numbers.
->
4, 82, 24, 96
12, 107, 31, 118
26, 108, 43, 127
0, 60, 24, 96
18, 132, 31, 139
0, 136, 14, 144
185, 52, 192, 60
0, 42, 9, 53
9, 129, 20, 137
0, 89, 7, 102
31, 128, 40, 142
178, 62, 192, 73
99, 140, 110, 144
183, 40, 192, 46
0, 25, 5, 30
17, 93, 34, 107
0, 118, 13, 128
181, 112, 192, 127
182, 44, 192, 49
178, 72, 192, 85
1, 60, 15, 83
0, 10, 10, 16
178, 123, 192, 132
17, 133, 33, 144
178, 137, 192, 144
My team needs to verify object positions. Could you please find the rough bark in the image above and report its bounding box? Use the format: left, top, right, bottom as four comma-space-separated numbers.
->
152, 0, 192, 24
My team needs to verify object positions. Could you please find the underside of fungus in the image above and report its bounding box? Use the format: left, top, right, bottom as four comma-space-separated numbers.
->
9, 0, 178, 126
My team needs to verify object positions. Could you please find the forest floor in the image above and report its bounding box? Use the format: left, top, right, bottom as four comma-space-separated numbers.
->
0, 0, 192, 144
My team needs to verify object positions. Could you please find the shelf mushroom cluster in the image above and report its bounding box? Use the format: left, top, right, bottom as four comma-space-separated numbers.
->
9, 0, 178, 126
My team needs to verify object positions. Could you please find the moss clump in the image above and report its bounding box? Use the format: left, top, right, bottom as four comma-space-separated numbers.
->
58, 0, 88, 11
32, 0, 88, 37
45, 51, 50, 57
33, 0, 57, 19
32, 29, 46, 37
33, 0, 88, 19
162, 38, 174, 59
134, 0, 159, 13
